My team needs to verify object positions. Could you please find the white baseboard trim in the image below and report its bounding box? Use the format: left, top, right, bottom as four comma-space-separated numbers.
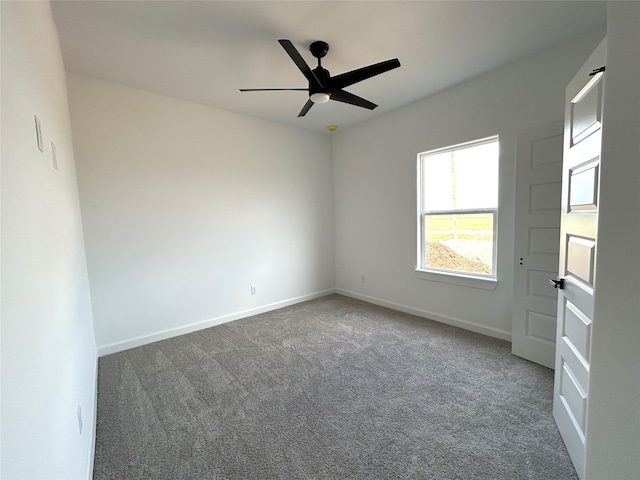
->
85, 356, 98, 480
97, 289, 336, 356
335, 289, 511, 342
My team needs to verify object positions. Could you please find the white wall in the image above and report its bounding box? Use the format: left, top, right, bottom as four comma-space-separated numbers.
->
67, 75, 334, 353
0, 2, 97, 479
332, 30, 605, 339
586, 2, 640, 478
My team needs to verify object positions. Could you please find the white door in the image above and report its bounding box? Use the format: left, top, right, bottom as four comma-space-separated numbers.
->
553, 39, 606, 479
512, 121, 563, 369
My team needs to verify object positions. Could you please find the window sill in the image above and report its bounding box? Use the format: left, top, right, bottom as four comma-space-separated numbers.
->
415, 269, 498, 290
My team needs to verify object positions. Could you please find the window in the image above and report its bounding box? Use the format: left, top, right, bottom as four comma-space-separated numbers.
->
417, 136, 499, 279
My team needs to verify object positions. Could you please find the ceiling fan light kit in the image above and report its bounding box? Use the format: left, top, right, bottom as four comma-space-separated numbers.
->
239, 39, 400, 118
310, 92, 330, 104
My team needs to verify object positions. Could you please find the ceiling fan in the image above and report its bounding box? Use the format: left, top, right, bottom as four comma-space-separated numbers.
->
240, 39, 401, 117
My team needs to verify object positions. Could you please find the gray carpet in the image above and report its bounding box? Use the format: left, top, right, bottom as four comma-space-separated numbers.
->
94, 294, 577, 479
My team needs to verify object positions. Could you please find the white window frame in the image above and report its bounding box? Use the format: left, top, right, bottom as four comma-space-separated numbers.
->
416, 136, 499, 284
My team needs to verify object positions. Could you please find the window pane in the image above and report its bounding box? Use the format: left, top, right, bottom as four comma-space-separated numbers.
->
424, 213, 494, 275
422, 141, 498, 211
422, 151, 454, 210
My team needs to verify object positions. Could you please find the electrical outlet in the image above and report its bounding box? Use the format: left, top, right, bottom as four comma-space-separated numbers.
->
250, 285, 257, 295
77, 405, 83, 434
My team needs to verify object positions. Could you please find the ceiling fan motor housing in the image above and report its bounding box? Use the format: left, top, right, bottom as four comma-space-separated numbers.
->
309, 41, 329, 59
309, 67, 331, 97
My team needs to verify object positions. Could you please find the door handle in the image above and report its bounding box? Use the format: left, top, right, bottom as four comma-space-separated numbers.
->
549, 278, 565, 289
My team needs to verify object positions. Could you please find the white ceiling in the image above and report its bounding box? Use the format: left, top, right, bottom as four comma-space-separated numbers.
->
51, 1, 607, 133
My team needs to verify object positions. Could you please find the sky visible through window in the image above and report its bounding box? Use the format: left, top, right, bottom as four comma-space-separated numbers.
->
422, 141, 499, 211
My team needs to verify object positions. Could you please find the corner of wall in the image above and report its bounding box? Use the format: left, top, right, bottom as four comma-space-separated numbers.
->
85, 356, 99, 480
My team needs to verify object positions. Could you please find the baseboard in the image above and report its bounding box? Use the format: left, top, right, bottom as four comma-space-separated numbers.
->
97, 289, 336, 356
85, 356, 98, 480
96, 287, 510, 355
335, 289, 511, 342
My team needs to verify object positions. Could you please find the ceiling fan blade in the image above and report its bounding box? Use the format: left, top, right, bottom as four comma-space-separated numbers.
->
278, 39, 323, 89
239, 88, 308, 92
330, 59, 401, 90
330, 89, 377, 110
298, 99, 314, 117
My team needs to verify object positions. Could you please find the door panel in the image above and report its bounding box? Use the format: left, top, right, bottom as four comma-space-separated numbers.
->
562, 300, 592, 363
512, 121, 563, 368
569, 161, 599, 210
529, 227, 560, 254
553, 39, 606, 480
570, 74, 603, 145
559, 361, 588, 432
526, 311, 556, 343
530, 181, 563, 212
566, 236, 596, 286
